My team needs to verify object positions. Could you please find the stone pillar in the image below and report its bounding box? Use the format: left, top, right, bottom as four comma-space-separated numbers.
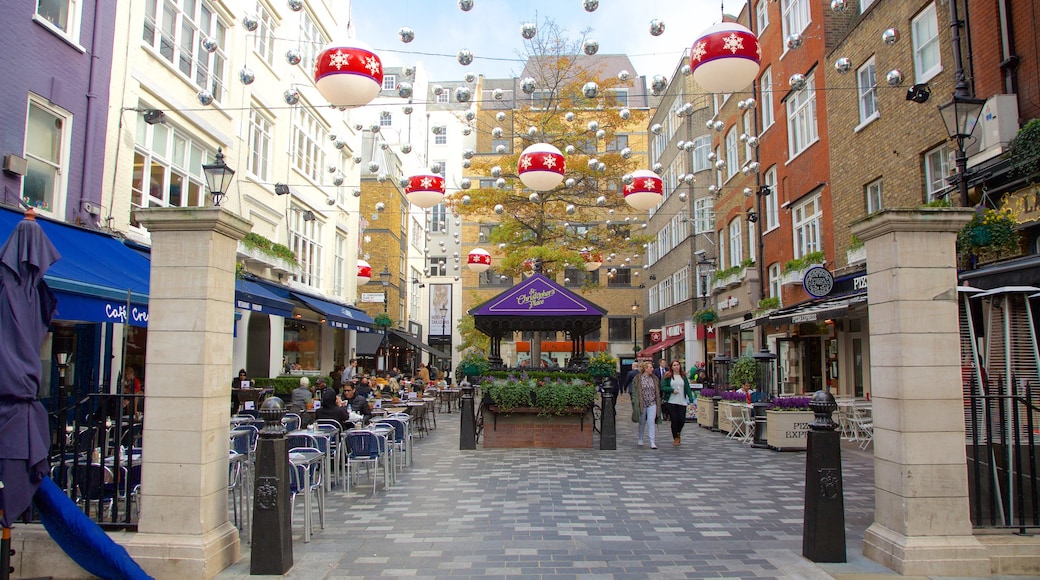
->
127, 207, 251, 578
851, 209, 989, 577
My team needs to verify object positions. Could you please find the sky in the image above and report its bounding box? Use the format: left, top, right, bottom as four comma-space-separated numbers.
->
350, 0, 750, 82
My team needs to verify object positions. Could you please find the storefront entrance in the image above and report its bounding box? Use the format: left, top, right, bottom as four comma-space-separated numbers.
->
777, 336, 824, 395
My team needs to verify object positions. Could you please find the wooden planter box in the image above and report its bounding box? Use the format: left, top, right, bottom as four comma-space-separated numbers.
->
697, 398, 715, 429
482, 407, 593, 449
766, 410, 814, 451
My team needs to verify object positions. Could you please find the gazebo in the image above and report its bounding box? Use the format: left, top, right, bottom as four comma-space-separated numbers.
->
469, 272, 606, 370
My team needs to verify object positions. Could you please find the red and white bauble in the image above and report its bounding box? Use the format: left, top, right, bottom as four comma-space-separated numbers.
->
467, 248, 491, 272
357, 259, 372, 285
582, 250, 603, 272
313, 40, 383, 108
623, 170, 664, 210
517, 143, 565, 191
403, 173, 445, 208
690, 23, 761, 93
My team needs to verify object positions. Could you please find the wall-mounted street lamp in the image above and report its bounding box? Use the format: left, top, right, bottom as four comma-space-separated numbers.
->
202, 147, 235, 207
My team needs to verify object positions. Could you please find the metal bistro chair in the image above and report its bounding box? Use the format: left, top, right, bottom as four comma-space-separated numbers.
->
283, 413, 302, 432
345, 429, 392, 494
287, 447, 325, 534
314, 420, 344, 490
228, 452, 249, 534
376, 416, 411, 469
73, 463, 117, 518
118, 463, 143, 521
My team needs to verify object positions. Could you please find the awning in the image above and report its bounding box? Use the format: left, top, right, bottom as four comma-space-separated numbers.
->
235, 278, 294, 318
291, 292, 374, 330
389, 329, 452, 359
0, 207, 150, 327
971, 286, 1040, 299
636, 335, 683, 359
737, 314, 771, 330
355, 331, 385, 355
769, 294, 867, 326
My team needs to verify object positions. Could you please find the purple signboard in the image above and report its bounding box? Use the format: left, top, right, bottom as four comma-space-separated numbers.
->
470, 274, 606, 317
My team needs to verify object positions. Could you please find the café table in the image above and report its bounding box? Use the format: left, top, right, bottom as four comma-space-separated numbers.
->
232, 387, 271, 413
288, 449, 324, 542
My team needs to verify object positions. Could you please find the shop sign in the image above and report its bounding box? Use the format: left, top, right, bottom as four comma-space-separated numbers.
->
803, 266, 834, 298
649, 330, 663, 343
104, 302, 149, 325
718, 295, 739, 310
664, 323, 684, 339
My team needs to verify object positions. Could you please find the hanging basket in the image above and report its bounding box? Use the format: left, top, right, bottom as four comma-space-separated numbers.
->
969, 226, 993, 247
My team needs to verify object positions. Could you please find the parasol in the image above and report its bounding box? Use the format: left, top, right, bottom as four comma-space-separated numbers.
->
0, 208, 59, 528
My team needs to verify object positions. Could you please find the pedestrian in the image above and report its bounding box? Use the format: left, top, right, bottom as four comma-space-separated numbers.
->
621, 361, 639, 396
635, 361, 662, 449
654, 358, 668, 382
662, 360, 694, 446
342, 359, 357, 385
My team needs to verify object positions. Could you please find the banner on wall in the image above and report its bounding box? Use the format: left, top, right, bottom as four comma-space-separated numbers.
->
429, 284, 452, 337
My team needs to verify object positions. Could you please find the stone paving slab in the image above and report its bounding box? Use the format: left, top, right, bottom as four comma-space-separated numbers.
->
214, 403, 994, 579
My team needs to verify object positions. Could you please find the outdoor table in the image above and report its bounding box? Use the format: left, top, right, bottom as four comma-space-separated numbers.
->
288, 449, 323, 542
232, 388, 270, 412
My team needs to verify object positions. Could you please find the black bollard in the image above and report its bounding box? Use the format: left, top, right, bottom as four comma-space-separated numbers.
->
802, 390, 846, 563
600, 384, 616, 450
251, 397, 293, 575
459, 380, 476, 450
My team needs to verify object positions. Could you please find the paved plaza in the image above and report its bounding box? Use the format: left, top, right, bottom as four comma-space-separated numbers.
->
217, 402, 1004, 580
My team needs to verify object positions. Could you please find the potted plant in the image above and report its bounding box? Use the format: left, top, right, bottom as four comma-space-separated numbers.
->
729, 356, 758, 389
482, 377, 597, 448
1010, 118, 1040, 183
694, 308, 718, 324
458, 348, 490, 379
957, 206, 1020, 262
846, 235, 866, 265
586, 351, 617, 378
766, 396, 813, 451
373, 312, 394, 328
696, 387, 716, 429
755, 297, 780, 314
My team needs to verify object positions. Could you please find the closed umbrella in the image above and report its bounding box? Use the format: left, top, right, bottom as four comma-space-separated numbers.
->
0, 208, 58, 528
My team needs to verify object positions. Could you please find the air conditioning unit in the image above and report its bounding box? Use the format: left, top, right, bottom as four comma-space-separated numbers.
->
966, 95, 1019, 162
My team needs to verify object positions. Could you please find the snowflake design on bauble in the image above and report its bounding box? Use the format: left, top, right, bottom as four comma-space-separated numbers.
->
722, 33, 744, 54
364, 56, 381, 76
541, 154, 557, 169
328, 50, 350, 70
642, 178, 658, 190
519, 155, 533, 170
419, 177, 434, 189
691, 41, 708, 62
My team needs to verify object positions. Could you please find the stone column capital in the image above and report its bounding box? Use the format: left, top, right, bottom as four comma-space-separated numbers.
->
851, 208, 974, 242
134, 207, 252, 241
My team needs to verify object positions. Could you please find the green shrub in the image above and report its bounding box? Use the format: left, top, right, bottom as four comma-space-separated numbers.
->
486, 377, 596, 415
782, 251, 826, 273
250, 376, 332, 397
729, 356, 758, 388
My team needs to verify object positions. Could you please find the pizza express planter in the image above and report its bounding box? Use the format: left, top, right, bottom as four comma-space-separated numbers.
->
765, 410, 814, 451
697, 397, 715, 430
482, 406, 594, 449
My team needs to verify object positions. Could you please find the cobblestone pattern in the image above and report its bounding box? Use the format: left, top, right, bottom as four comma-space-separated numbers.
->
220, 403, 877, 579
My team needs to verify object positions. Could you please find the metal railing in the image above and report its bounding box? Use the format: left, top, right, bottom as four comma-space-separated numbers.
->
965, 380, 1039, 532
41, 392, 145, 531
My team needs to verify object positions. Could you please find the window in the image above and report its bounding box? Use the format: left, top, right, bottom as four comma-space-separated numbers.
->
659, 277, 674, 309
865, 178, 883, 213
725, 127, 738, 180
130, 119, 211, 228
142, 0, 228, 103
728, 218, 743, 268
333, 231, 346, 296
657, 224, 672, 257
23, 98, 70, 217
912, 3, 941, 82
436, 91, 449, 104
608, 268, 632, 286
382, 75, 396, 91
786, 71, 818, 158
428, 258, 447, 277
694, 197, 715, 234
564, 267, 599, 287
861, 0, 876, 11
298, 11, 328, 76
768, 263, 782, 300
763, 166, 779, 230
290, 206, 323, 288
857, 57, 878, 126
648, 284, 659, 313
479, 268, 512, 287
606, 134, 629, 152
924, 145, 951, 202
411, 217, 422, 249
248, 107, 272, 181
792, 193, 822, 258
671, 214, 688, 245
760, 66, 774, 129
756, 0, 769, 32
608, 318, 633, 342
434, 127, 447, 145
692, 135, 712, 172
379, 111, 392, 126
748, 219, 757, 263
36, 0, 82, 41
292, 104, 327, 183
430, 203, 447, 232
254, 3, 275, 66
674, 266, 690, 304
608, 88, 629, 107
743, 110, 754, 161
781, 0, 810, 38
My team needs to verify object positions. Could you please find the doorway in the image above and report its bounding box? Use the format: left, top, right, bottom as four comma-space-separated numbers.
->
777, 336, 824, 395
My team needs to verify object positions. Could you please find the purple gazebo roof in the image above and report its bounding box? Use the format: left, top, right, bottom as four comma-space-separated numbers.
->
469, 273, 606, 317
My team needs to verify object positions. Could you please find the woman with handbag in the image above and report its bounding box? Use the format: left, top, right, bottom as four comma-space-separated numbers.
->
662, 360, 695, 446
635, 361, 662, 449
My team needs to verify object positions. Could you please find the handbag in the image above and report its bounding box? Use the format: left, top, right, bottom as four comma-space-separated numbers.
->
630, 397, 639, 423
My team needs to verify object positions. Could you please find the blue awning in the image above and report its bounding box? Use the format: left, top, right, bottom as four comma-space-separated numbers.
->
235, 278, 294, 318
291, 292, 374, 331
0, 207, 150, 327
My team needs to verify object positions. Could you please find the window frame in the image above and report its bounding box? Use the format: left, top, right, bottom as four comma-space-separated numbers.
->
290, 206, 323, 288
923, 144, 951, 202
856, 57, 879, 128
292, 102, 328, 184
792, 193, 823, 259
130, 116, 212, 229
254, 2, 276, 66
248, 106, 273, 181
760, 66, 774, 130
728, 217, 743, 268
22, 97, 72, 219
865, 178, 883, 214
142, 0, 228, 103
379, 111, 393, 127
786, 71, 819, 159
382, 75, 397, 91
781, 0, 811, 40
693, 197, 715, 234
912, 3, 942, 83
35, 0, 83, 44
763, 166, 779, 231
725, 126, 739, 181
756, 0, 769, 33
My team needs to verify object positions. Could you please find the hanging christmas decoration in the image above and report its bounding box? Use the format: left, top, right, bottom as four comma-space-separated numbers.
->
284, 88, 300, 105
520, 77, 536, 94
314, 40, 383, 108
357, 259, 372, 285
582, 82, 599, 98
197, 90, 214, 106
456, 49, 473, 66
404, 173, 446, 208
517, 143, 566, 191
455, 86, 472, 102
243, 15, 259, 32
624, 169, 664, 210
690, 22, 761, 93
458, 0, 474, 11
835, 57, 853, 74
582, 250, 603, 272
521, 22, 536, 39
467, 249, 491, 272
286, 49, 302, 66
649, 19, 666, 36
398, 27, 414, 43
583, 0, 599, 12
618, 70, 631, 82
583, 39, 599, 55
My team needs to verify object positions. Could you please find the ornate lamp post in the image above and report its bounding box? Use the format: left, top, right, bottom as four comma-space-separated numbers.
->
631, 300, 639, 361
751, 346, 778, 448
202, 148, 235, 207
378, 266, 391, 370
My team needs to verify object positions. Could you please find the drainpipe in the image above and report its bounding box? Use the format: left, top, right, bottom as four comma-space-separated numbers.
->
79, 0, 103, 223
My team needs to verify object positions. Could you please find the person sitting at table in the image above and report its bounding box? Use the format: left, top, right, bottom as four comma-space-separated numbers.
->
342, 383, 372, 425
315, 387, 352, 429
232, 369, 249, 389
417, 363, 430, 384
736, 381, 753, 404
290, 377, 313, 413
356, 376, 373, 398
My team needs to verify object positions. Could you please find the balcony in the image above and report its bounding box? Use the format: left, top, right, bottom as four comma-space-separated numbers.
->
711, 266, 748, 294
238, 242, 301, 278
846, 245, 866, 267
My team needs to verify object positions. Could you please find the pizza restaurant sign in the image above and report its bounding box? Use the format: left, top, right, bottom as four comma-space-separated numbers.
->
650, 324, 685, 344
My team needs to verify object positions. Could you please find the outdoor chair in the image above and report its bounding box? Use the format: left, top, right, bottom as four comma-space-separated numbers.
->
73, 463, 117, 518
287, 447, 325, 534
228, 452, 249, 534
345, 429, 391, 494
375, 417, 411, 468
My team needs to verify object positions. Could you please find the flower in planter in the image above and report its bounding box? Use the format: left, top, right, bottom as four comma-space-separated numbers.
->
587, 351, 617, 377
373, 313, 394, 328
957, 206, 1020, 258
770, 396, 811, 411
698, 388, 716, 399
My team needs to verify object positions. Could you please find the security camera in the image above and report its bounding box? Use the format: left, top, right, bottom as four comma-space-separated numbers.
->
694, 249, 706, 257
